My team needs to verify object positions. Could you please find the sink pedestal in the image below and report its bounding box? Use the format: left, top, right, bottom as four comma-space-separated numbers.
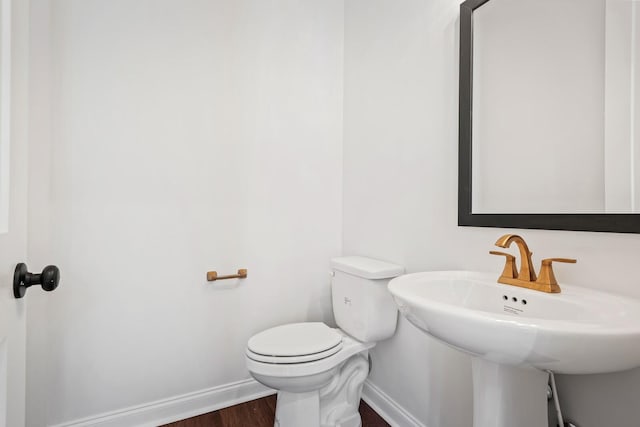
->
471, 358, 549, 427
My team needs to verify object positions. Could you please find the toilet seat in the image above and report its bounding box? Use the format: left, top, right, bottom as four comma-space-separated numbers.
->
246, 327, 375, 379
247, 322, 343, 364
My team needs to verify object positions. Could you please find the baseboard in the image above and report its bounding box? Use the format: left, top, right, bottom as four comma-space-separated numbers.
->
49, 378, 275, 427
49, 377, 420, 427
362, 380, 427, 427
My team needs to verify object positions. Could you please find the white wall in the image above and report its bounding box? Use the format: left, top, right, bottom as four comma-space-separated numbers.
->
26, 1, 343, 425
344, 1, 640, 426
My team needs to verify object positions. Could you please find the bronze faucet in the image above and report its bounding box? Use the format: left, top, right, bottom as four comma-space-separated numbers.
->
489, 234, 576, 293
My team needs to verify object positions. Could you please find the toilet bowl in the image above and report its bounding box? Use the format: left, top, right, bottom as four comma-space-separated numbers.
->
247, 324, 375, 427
246, 256, 404, 427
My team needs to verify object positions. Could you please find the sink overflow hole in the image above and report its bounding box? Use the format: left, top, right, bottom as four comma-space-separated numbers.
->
501, 295, 528, 305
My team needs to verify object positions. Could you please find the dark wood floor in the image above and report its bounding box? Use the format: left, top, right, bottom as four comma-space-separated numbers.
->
161, 394, 390, 427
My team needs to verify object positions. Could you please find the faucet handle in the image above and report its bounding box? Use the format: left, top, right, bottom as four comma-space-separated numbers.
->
489, 251, 518, 279
536, 258, 577, 293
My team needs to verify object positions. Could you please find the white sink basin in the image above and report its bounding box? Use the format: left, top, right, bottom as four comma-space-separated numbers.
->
389, 270, 640, 374
389, 271, 640, 427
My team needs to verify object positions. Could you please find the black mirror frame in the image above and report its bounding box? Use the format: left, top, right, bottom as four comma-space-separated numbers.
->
458, 0, 640, 234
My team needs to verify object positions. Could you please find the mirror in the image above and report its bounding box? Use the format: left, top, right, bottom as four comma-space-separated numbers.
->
459, 0, 640, 232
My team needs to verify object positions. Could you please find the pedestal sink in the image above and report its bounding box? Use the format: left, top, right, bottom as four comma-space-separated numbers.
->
388, 271, 640, 427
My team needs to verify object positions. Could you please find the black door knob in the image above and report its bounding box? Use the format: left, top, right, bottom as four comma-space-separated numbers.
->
14, 263, 60, 298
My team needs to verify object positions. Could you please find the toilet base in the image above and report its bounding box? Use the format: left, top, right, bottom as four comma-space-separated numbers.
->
274, 390, 362, 427
273, 353, 369, 427
275, 390, 320, 427
321, 412, 361, 427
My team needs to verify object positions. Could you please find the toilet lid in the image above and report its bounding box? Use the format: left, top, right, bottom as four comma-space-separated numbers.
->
247, 322, 342, 358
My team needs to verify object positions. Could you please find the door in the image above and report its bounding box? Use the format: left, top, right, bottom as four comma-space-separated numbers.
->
0, 0, 29, 425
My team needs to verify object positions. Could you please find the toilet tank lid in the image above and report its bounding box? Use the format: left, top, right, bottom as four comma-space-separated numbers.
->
331, 256, 404, 279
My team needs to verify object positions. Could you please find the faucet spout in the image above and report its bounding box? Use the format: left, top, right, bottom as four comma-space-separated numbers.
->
490, 234, 575, 293
494, 234, 536, 282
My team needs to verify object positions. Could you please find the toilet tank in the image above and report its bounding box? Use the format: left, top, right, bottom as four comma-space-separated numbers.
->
331, 256, 404, 343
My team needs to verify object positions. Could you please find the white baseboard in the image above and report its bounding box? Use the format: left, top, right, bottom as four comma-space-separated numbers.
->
362, 380, 427, 427
49, 378, 275, 427
49, 377, 420, 427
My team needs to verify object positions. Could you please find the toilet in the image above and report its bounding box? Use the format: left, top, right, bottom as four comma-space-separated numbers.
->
246, 256, 404, 427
